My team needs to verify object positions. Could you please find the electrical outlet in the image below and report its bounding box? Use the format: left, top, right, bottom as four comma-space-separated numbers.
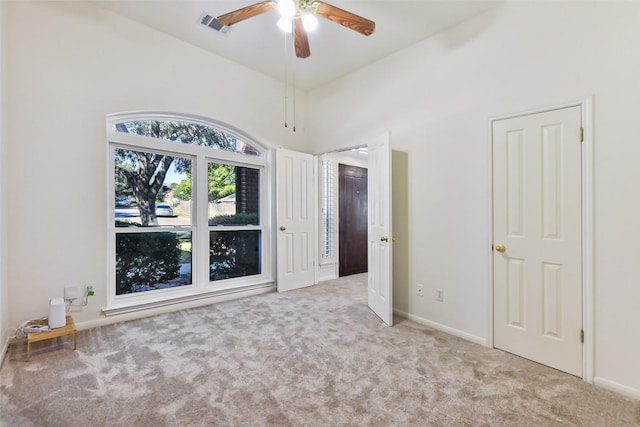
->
64, 286, 78, 301
436, 289, 444, 302
417, 284, 424, 297
86, 285, 95, 297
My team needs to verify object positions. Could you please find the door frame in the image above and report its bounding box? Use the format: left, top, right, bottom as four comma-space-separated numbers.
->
487, 96, 594, 383
315, 149, 368, 281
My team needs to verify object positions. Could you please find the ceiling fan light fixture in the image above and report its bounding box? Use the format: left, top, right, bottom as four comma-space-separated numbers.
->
277, 0, 296, 20
214, 0, 375, 61
277, 17, 293, 33
300, 9, 318, 32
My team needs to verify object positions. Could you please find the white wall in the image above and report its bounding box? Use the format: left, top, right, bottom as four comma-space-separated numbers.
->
309, 2, 640, 397
5, 2, 308, 330
0, 0, 8, 359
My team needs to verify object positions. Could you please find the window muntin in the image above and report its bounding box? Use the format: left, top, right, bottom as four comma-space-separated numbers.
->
112, 120, 261, 156
108, 113, 269, 305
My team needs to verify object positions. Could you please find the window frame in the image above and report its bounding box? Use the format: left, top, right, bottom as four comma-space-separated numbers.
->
105, 112, 273, 314
319, 157, 336, 265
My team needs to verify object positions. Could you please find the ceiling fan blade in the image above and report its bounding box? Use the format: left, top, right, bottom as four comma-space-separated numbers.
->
217, 1, 276, 27
311, 1, 375, 36
293, 18, 311, 58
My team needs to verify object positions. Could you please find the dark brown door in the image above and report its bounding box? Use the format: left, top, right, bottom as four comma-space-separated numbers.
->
339, 164, 368, 276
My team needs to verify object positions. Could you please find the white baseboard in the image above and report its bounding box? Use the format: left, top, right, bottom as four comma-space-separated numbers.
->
316, 274, 338, 283
394, 309, 488, 347
0, 336, 8, 368
77, 285, 275, 331
594, 376, 640, 400
393, 308, 410, 319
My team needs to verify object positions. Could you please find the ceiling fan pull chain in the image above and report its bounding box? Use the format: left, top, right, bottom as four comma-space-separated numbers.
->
292, 63, 296, 132
215, 1, 375, 131
283, 31, 289, 129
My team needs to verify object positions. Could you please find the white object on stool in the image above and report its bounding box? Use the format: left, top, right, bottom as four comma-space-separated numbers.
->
48, 297, 66, 329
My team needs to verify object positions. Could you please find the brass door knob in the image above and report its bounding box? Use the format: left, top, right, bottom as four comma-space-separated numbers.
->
279, 226, 286, 231
495, 244, 506, 253
380, 236, 389, 242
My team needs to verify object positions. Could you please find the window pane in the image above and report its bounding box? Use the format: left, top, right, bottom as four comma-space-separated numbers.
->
112, 120, 260, 156
114, 148, 191, 227
210, 230, 261, 281
116, 232, 192, 295
322, 160, 334, 259
208, 163, 260, 225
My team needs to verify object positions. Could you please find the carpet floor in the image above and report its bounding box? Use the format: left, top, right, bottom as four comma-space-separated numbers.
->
1, 274, 638, 426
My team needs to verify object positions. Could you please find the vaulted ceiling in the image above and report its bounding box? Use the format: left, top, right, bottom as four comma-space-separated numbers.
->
95, 1, 499, 90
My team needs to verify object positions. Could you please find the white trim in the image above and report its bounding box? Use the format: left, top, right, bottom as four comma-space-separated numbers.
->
0, 337, 8, 368
581, 96, 595, 383
334, 154, 368, 170
110, 134, 267, 168
394, 309, 488, 346
593, 377, 640, 401
316, 273, 338, 283
487, 97, 595, 382
264, 148, 275, 286
102, 282, 274, 317
267, 148, 277, 291
0, 0, 7, 373
313, 155, 319, 284
486, 105, 495, 350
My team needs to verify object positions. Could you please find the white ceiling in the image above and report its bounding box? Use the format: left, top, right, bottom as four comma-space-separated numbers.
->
94, 0, 499, 90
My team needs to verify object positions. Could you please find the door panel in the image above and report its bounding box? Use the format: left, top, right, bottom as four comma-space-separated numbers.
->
493, 106, 582, 377
368, 133, 393, 326
276, 149, 314, 292
339, 164, 368, 276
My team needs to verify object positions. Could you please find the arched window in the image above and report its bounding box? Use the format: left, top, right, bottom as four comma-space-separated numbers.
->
106, 112, 271, 312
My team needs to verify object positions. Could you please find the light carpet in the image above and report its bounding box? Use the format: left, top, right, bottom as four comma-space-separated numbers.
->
1, 274, 638, 426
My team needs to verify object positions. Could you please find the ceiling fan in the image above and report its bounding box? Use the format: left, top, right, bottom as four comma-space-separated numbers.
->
215, 0, 376, 58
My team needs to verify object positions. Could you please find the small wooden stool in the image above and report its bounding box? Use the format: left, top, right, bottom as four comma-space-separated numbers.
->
26, 315, 77, 362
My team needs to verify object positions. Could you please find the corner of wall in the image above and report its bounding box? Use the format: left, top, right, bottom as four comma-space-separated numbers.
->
392, 149, 410, 314
593, 377, 640, 401
0, 0, 9, 365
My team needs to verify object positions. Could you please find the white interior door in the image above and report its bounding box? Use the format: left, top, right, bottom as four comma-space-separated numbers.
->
368, 133, 393, 326
493, 106, 582, 376
276, 148, 315, 292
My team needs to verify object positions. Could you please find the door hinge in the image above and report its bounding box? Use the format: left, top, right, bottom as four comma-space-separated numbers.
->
580, 329, 585, 343
580, 127, 584, 142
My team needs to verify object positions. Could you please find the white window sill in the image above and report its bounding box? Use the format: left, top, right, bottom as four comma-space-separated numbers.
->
102, 281, 275, 317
